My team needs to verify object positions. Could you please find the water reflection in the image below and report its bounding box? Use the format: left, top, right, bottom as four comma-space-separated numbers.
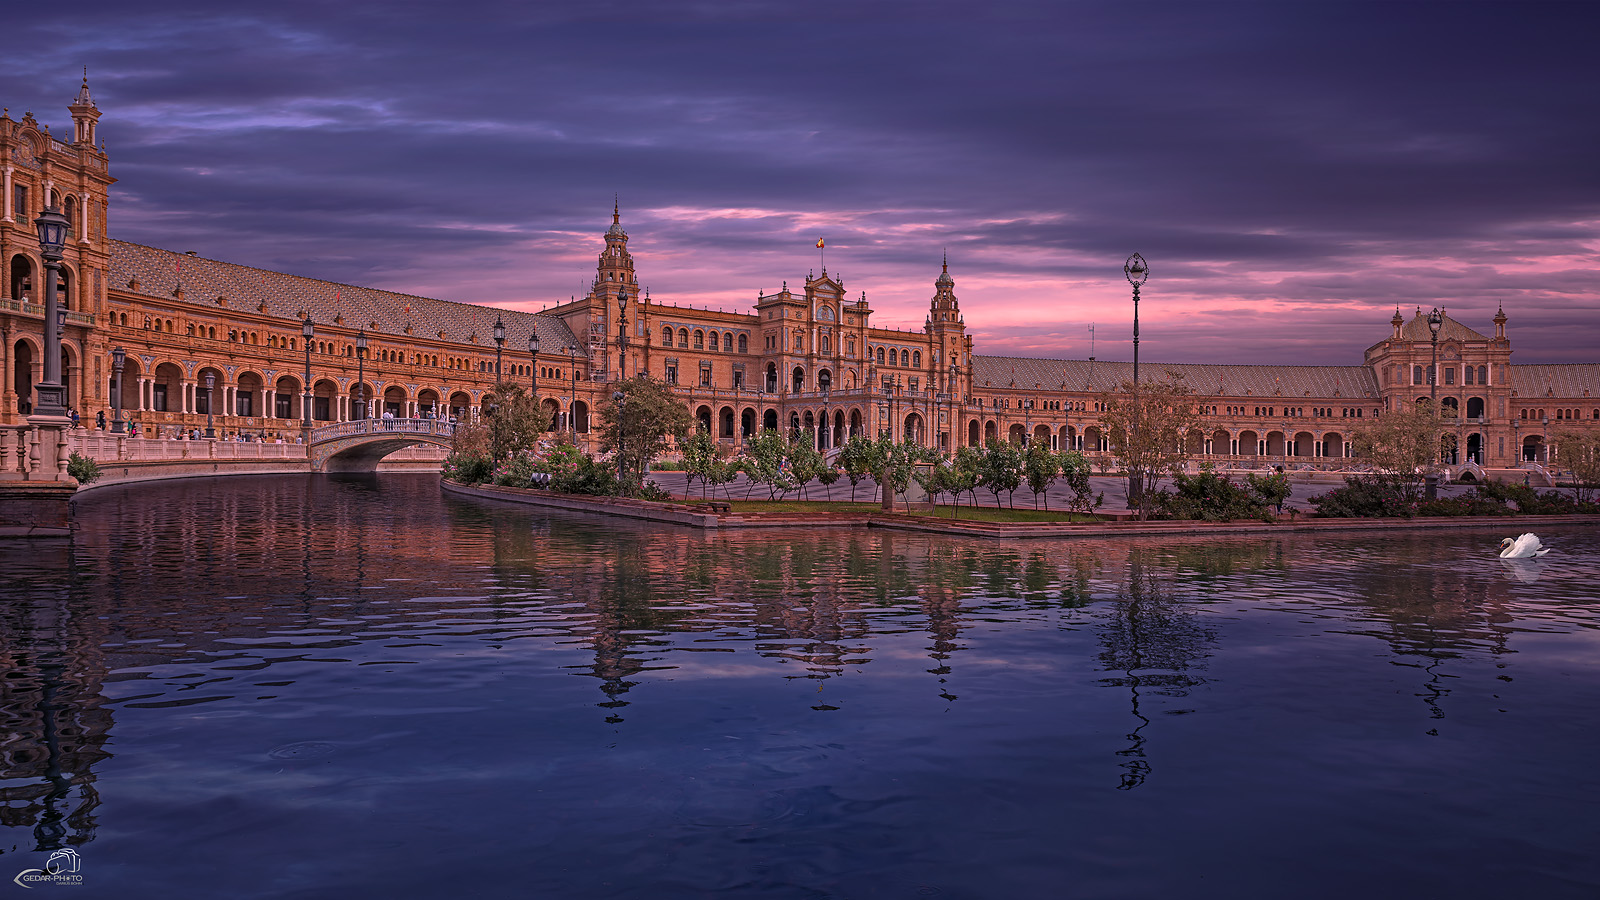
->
0, 475, 1595, 897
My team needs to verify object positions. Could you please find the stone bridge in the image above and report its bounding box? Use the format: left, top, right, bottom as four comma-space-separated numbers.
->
310, 418, 456, 472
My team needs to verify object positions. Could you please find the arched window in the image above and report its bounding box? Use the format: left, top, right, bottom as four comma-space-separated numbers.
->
1478, 365, 1488, 384
821, 334, 830, 353
1413, 365, 1424, 385
678, 328, 689, 348
724, 332, 733, 352
876, 347, 886, 364
738, 334, 748, 353
661, 329, 671, 347
693, 330, 704, 349
709, 332, 719, 351
912, 350, 921, 368
900, 349, 909, 367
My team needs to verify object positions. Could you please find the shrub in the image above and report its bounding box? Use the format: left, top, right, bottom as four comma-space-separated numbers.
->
67, 452, 101, 485
1415, 494, 1513, 517
552, 455, 622, 496
1150, 470, 1274, 522
492, 452, 539, 487
442, 449, 493, 485
1310, 477, 1416, 518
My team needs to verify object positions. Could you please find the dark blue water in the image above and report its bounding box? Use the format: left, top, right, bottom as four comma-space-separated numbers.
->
2, 474, 1597, 899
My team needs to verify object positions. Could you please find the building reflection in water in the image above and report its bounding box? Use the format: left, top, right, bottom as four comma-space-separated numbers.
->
0, 473, 1586, 858
0, 543, 112, 856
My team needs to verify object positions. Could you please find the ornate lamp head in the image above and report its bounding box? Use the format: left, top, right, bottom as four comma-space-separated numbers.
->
1124, 252, 1149, 288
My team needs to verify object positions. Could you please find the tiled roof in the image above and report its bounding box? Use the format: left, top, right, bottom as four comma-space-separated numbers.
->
972, 356, 1382, 399
108, 240, 581, 354
1510, 364, 1600, 399
1397, 311, 1489, 343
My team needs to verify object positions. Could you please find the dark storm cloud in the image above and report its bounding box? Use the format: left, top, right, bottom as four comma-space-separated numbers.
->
3, 1, 1596, 363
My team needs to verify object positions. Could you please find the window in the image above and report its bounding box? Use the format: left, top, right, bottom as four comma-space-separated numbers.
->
236, 393, 253, 416
876, 347, 886, 364
693, 330, 704, 349
1444, 367, 1455, 385
13, 185, 26, 222
700, 366, 712, 387
724, 333, 733, 351
733, 370, 744, 390
678, 328, 688, 348
152, 383, 168, 411
900, 349, 909, 366
1478, 365, 1488, 385
709, 332, 719, 351
1413, 365, 1424, 385
1464, 366, 1474, 385
661, 330, 671, 347
738, 334, 747, 353
912, 350, 921, 368
666, 365, 678, 384
821, 334, 830, 353
794, 333, 803, 350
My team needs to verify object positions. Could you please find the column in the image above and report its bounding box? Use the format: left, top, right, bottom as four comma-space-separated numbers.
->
2, 166, 11, 222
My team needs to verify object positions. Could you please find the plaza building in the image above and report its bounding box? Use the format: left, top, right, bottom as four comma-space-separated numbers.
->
3, 83, 1598, 471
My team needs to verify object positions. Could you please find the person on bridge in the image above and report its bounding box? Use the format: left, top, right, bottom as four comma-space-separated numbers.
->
382, 409, 395, 431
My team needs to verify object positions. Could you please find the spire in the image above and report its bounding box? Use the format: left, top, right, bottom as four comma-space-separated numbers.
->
69, 70, 101, 146
74, 69, 93, 107
613, 194, 620, 224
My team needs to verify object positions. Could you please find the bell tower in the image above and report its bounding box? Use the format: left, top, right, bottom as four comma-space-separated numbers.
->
927, 254, 968, 394
68, 73, 100, 147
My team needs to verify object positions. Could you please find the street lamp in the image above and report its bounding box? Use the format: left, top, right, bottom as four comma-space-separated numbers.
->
355, 330, 368, 422
493, 315, 506, 380
31, 205, 70, 417
301, 315, 314, 430
616, 290, 629, 380
565, 343, 579, 439
1124, 253, 1149, 507
528, 330, 540, 390
1125, 253, 1148, 387
1426, 306, 1444, 497
204, 372, 216, 438
111, 346, 126, 434
613, 389, 626, 484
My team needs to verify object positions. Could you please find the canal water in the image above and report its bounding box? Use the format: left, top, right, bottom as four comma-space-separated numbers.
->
2, 474, 1597, 899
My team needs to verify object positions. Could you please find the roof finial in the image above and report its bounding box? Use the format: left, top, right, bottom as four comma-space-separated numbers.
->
942, 249, 948, 273
613, 194, 619, 224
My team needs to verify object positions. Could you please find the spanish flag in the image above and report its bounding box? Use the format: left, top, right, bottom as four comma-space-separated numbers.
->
816, 238, 825, 249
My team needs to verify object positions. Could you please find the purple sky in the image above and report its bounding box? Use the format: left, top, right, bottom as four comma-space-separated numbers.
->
6, 1, 1598, 364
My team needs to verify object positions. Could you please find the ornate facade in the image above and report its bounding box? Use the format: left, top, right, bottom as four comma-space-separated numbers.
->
3, 84, 1597, 469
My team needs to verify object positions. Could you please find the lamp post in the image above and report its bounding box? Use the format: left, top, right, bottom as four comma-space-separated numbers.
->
949, 361, 960, 455
1124, 253, 1149, 507
821, 385, 830, 451
528, 330, 541, 431
615, 291, 630, 484
355, 330, 368, 421
1426, 307, 1444, 498
613, 390, 626, 484
204, 372, 215, 438
31, 206, 70, 417
301, 315, 314, 430
493, 315, 506, 381
111, 346, 126, 434
566, 343, 579, 439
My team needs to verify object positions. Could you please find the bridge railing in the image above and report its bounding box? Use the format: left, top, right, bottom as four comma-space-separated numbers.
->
311, 418, 457, 443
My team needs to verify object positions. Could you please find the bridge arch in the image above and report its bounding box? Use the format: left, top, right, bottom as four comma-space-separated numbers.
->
310, 418, 456, 472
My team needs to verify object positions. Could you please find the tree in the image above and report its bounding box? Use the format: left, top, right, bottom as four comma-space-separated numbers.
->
953, 445, 985, 508
706, 453, 741, 501
1098, 373, 1203, 519
1347, 400, 1440, 502
598, 375, 694, 492
484, 381, 546, 463
681, 426, 718, 498
742, 428, 793, 500
787, 433, 825, 500
1057, 449, 1103, 516
1024, 440, 1060, 509
979, 438, 1024, 508
1552, 428, 1600, 504
914, 456, 955, 517
837, 435, 875, 503
877, 437, 920, 511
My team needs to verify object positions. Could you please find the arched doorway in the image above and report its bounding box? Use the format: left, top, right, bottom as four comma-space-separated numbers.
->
850, 409, 863, 439
449, 391, 471, 421
153, 362, 184, 414
1440, 433, 1459, 465
765, 363, 778, 392
383, 385, 408, 418
984, 420, 998, 443
818, 369, 832, 392
9, 254, 34, 301
12, 339, 36, 414
1523, 435, 1544, 462
968, 420, 980, 447
1239, 429, 1259, 456
720, 406, 735, 439
697, 404, 713, 433
1466, 396, 1485, 419
1466, 432, 1483, 464
792, 366, 805, 393
572, 400, 590, 433
348, 380, 374, 420
1007, 423, 1025, 445
313, 379, 338, 422
741, 407, 756, 439
417, 389, 441, 418
1266, 431, 1286, 456
763, 409, 778, 432
235, 370, 262, 418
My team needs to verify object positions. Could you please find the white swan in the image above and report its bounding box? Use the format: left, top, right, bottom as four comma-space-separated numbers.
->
1498, 533, 1550, 559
